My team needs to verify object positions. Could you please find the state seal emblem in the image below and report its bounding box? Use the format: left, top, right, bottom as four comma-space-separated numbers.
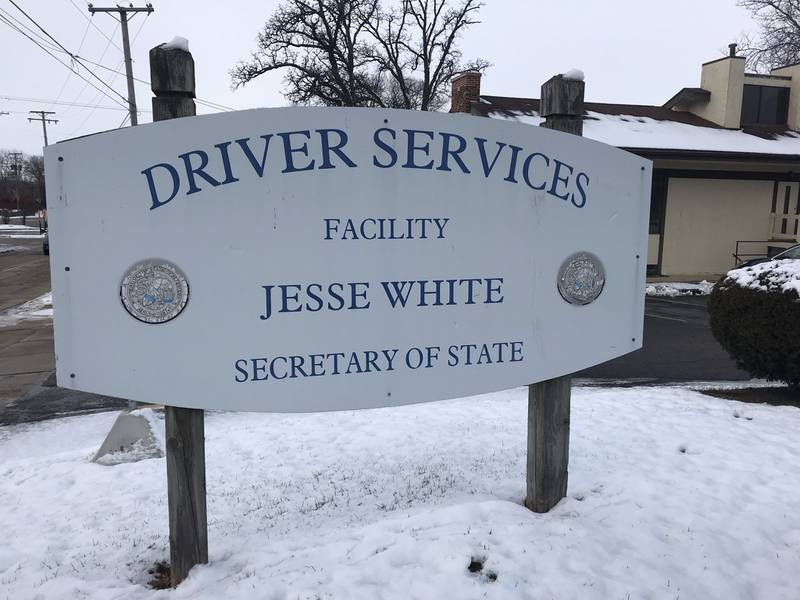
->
557, 252, 605, 305
120, 259, 189, 323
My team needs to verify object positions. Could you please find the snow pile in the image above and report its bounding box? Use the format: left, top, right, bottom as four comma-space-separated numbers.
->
0, 225, 42, 239
163, 36, 189, 51
0, 224, 37, 231
1, 386, 799, 598
0, 245, 28, 254
646, 280, 714, 297
490, 109, 800, 155
0, 291, 52, 326
725, 259, 800, 296
562, 68, 584, 82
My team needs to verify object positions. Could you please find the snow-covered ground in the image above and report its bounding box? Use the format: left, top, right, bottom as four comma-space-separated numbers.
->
0, 224, 44, 239
0, 291, 52, 326
1, 385, 798, 599
0, 224, 37, 231
0, 245, 28, 254
646, 281, 714, 297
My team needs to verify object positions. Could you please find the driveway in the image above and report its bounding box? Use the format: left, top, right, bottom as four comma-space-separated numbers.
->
578, 295, 749, 383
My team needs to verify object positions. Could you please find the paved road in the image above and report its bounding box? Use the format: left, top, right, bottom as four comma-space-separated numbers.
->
578, 295, 749, 383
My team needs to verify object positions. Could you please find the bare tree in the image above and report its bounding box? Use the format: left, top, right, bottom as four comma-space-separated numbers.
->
231, 0, 487, 110
26, 156, 46, 209
738, 0, 800, 71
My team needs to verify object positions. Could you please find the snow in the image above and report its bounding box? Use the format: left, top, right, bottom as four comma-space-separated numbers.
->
0, 245, 28, 254
0, 224, 37, 231
1, 385, 799, 598
724, 258, 800, 295
0, 291, 52, 326
163, 36, 189, 51
646, 280, 714, 297
562, 68, 584, 82
0, 233, 44, 239
490, 109, 800, 155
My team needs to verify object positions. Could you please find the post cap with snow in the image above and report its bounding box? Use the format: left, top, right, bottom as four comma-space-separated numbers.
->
149, 37, 196, 98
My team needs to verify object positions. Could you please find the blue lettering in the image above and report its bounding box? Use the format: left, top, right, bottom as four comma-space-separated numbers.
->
475, 138, 506, 178
573, 172, 589, 208
373, 128, 398, 168
278, 130, 315, 173
381, 281, 415, 307
402, 129, 435, 169
522, 152, 550, 191
142, 162, 180, 210
437, 132, 470, 174
214, 141, 240, 185
235, 135, 274, 177
178, 150, 222, 195
549, 159, 574, 201
317, 128, 357, 169
234, 359, 249, 382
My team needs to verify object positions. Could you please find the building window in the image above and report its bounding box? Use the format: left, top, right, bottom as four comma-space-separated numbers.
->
649, 174, 667, 235
741, 85, 789, 126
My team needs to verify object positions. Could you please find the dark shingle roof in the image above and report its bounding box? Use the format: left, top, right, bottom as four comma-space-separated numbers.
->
475, 95, 722, 128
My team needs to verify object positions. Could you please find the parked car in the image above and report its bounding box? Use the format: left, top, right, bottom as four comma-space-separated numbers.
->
738, 244, 800, 268
42, 229, 49, 256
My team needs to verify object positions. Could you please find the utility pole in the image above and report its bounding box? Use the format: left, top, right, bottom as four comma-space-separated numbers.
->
8, 151, 23, 224
88, 3, 154, 126
28, 111, 58, 146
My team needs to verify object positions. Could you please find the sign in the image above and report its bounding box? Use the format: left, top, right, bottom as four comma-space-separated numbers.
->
44, 107, 651, 412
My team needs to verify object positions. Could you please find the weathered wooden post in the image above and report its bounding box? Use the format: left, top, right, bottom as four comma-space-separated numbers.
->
149, 41, 208, 586
525, 73, 585, 513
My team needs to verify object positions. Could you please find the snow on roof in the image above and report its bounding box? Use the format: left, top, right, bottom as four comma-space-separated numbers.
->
489, 109, 800, 156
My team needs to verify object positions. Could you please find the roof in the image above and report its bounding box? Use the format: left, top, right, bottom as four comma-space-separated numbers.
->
475, 95, 800, 160
662, 87, 711, 110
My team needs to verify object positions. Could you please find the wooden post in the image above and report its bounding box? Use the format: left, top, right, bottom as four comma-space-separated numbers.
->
149, 42, 208, 586
524, 74, 585, 513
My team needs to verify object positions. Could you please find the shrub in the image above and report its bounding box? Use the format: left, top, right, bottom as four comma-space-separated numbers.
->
708, 260, 800, 387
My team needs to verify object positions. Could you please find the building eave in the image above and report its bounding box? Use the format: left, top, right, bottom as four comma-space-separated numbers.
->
622, 147, 800, 163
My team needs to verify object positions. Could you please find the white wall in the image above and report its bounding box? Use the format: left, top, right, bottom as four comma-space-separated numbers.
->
661, 178, 774, 276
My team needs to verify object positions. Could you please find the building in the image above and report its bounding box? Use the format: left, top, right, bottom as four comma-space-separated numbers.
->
451, 45, 800, 277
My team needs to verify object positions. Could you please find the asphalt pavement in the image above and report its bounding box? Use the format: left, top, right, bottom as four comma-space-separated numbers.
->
578, 295, 749, 383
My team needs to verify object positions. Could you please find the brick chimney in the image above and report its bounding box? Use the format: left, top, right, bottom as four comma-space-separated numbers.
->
450, 71, 481, 113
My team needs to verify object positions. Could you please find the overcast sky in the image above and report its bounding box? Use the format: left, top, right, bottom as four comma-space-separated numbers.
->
1, 0, 756, 156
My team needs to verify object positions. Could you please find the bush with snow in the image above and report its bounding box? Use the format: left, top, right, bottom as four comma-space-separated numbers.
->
709, 259, 800, 386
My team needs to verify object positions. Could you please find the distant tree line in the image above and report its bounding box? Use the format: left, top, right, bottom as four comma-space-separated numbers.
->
231, 0, 488, 111
0, 150, 46, 215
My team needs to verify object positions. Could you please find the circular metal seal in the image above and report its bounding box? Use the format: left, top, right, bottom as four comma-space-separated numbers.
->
120, 259, 189, 324
557, 252, 605, 305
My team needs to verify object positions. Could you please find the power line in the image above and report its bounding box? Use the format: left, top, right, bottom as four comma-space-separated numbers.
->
0, 7, 61, 52
7, 0, 130, 106
0, 12, 129, 111
63, 20, 120, 114
49, 16, 93, 110
66, 0, 123, 52
0, 94, 149, 112
66, 13, 148, 135
71, 54, 236, 112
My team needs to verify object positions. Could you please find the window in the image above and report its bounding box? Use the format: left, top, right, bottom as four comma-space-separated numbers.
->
649, 174, 667, 234
741, 85, 789, 126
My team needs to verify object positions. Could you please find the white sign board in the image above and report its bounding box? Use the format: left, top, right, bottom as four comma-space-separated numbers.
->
45, 107, 651, 412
